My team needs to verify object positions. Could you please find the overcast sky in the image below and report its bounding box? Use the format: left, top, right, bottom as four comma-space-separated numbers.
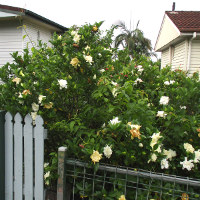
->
1, 0, 200, 58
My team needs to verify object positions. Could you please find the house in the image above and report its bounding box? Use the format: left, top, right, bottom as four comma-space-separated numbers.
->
0, 4, 68, 67
155, 10, 200, 74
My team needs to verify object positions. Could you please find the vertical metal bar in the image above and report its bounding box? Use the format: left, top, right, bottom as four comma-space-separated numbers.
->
0, 111, 5, 200
57, 146, 67, 200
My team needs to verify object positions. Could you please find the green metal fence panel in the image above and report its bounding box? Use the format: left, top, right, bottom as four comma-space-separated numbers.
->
57, 147, 200, 200
0, 111, 5, 200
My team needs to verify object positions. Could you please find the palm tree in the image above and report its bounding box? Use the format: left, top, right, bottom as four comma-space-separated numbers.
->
114, 21, 156, 58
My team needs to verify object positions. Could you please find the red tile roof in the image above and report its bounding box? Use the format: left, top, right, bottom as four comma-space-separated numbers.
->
166, 11, 200, 32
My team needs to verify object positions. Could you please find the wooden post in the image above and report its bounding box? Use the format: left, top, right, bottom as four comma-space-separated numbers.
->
57, 147, 67, 200
0, 111, 5, 199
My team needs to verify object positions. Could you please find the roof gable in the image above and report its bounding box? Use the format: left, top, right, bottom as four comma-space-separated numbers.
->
0, 4, 68, 32
166, 11, 200, 33
155, 14, 180, 52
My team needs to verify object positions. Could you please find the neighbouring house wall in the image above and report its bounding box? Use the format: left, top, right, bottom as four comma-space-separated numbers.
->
171, 40, 187, 71
161, 48, 170, 68
0, 20, 22, 67
23, 20, 53, 51
189, 40, 200, 74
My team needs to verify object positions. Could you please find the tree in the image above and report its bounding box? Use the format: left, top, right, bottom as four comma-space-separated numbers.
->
114, 21, 156, 59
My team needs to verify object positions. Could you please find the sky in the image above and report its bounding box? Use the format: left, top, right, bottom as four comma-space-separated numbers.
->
1, 0, 200, 58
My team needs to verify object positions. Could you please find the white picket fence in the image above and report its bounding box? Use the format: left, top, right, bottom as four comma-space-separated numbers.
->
4, 112, 46, 200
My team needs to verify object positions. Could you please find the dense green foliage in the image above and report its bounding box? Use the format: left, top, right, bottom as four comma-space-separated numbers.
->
0, 22, 200, 199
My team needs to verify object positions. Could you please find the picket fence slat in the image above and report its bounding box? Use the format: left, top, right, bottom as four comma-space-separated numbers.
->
4, 112, 45, 200
34, 115, 44, 200
14, 113, 23, 200
24, 114, 33, 200
5, 112, 13, 200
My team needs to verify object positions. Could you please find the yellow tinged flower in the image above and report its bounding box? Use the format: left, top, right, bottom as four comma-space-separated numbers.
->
12, 77, 21, 84
19, 70, 25, 77
90, 150, 102, 164
22, 89, 31, 95
44, 102, 53, 109
70, 57, 80, 68
92, 26, 98, 32
181, 193, 189, 200
119, 195, 126, 200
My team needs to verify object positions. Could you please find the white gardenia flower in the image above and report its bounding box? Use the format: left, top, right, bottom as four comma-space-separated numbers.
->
58, 35, 62, 40
112, 88, 118, 97
155, 145, 162, 153
111, 81, 118, 86
150, 132, 162, 148
139, 143, 143, 148
71, 30, 78, 36
184, 143, 195, 153
38, 95, 46, 104
134, 78, 143, 84
103, 145, 112, 159
157, 111, 167, 118
93, 74, 96, 79
85, 45, 90, 51
99, 69, 105, 73
110, 117, 121, 125
159, 96, 169, 105
73, 33, 81, 43
136, 65, 144, 72
161, 159, 169, 169
84, 55, 93, 64
58, 79, 67, 89
180, 157, 194, 171
194, 150, 200, 163
164, 80, 175, 85
32, 102, 39, 112
163, 149, 176, 161
151, 153, 157, 162
180, 106, 187, 109
31, 112, 37, 125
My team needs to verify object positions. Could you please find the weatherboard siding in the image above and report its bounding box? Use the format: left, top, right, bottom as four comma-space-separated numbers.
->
0, 20, 22, 67
161, 49, 170, 68
23, 20, 52, 51
190, 40, 200, 74
171, 41, 186, 71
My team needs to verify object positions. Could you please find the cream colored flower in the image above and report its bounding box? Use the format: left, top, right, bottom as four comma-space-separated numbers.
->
73, 33, 81, 43
151, 153, 157, 162
71, 30, 78, 36
110, 117, 121, 125
70, 57, 80, 68
159, 96, 169, 105
58, 79, 67, 89
93, 74, 96, 79
180, 157, 194, 171
161, 159, 169, 169
157, 111, 167, 118
103, 145, 112, 159
31, 112, 37, 125
118, 195, 126, 200
44, 102, 53, 109
139, 143, 143, 147
163, 149, 176, 160
38, 95, 46, 104
12, 77, 21, 84
90, 150, 102, 164
194, 150, 200, 163
84, 55, 93, 64
32, 102, 39, 112
184, 143, 194, 153
150, 132, 162, 148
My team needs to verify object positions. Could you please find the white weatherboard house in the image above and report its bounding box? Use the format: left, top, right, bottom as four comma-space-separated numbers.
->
155, 11, 200, 74
0, 4, 68, 67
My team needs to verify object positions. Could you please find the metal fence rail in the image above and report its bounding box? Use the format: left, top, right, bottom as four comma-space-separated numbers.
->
57, 147, 200, 200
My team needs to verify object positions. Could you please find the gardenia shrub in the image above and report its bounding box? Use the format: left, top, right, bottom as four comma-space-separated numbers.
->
0, 21, 200, 199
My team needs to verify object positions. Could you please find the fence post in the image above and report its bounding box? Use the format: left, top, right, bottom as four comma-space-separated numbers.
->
57, 147, 67, 200
0, 111, 5, 199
